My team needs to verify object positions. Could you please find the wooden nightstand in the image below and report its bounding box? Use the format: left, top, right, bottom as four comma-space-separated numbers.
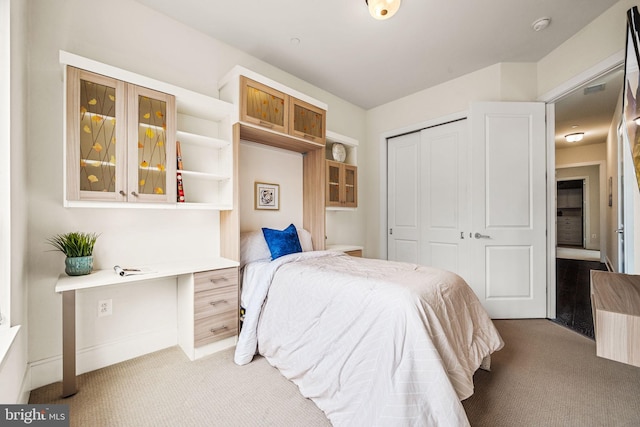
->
327, 244, 363, 257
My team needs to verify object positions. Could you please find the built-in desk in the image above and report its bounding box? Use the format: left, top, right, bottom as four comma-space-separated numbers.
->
55, 257, 239, 397
590, 270, 640, 367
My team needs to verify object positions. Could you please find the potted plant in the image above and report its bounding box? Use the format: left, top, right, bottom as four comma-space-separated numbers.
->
47, 231, 99, 276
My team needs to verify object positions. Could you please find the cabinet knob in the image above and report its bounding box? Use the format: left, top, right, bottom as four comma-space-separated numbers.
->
130, 191, 139, 197
119, 190, 126, 196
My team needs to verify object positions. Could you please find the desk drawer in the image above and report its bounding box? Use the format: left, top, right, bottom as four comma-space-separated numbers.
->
194, 267, 238, 293
194, 311, 238, 347
194, 286, 238, 320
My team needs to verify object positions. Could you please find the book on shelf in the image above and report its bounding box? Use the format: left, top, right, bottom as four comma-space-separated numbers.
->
176, 140, 185, 203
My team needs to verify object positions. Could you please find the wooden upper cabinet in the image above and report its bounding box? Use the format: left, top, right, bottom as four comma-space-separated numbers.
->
240, 76, 288, 134
236, 75, 326, 152
289, 97, 326, 144
326, 160, 357, 208
66, 66, 176, 204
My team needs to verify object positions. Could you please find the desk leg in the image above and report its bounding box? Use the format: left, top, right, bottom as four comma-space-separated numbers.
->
62, 290, 77, 397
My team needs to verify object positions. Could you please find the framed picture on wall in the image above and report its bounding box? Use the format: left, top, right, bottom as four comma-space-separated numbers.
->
255, 182, 279, 210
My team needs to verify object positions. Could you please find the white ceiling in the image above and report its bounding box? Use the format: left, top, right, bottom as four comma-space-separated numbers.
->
555, 67, 624, 150
135, 0, 619, 109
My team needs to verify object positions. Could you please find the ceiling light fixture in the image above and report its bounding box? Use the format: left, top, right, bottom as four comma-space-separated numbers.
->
565, 132, 584, 143
365, 0, 401, 20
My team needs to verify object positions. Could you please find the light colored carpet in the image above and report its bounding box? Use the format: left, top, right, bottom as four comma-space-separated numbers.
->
30, 320, 640, 426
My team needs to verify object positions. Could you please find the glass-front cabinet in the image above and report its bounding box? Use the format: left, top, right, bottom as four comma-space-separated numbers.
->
66, 67, 175, 204
127, 85, 176, 203
326, 160, 357, 208
289, 97, 325, 144
240, 76, 287, 134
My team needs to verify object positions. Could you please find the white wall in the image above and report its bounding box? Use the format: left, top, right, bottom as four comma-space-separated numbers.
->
0, 0, 29, 404
239, 142, 303, 233
26, 0, 365, 389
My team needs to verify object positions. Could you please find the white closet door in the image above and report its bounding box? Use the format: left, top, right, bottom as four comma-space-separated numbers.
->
420, 120, 470, 278
470, 101, 547, 318
387, 132, 421, 263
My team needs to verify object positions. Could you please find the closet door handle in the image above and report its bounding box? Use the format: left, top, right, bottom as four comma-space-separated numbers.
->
474, 232, 491, 239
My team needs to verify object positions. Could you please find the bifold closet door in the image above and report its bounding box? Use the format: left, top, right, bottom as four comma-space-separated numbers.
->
387, 119, 469, 279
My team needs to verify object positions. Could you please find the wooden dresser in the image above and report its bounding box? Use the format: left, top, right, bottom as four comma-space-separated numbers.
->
590, 270, 640, 367
193, 268, 239, 347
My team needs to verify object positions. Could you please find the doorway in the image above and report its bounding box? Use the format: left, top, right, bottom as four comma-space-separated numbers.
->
556, 179, 585, 249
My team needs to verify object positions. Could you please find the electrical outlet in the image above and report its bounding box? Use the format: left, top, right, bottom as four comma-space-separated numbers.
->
98, 299, 112, 317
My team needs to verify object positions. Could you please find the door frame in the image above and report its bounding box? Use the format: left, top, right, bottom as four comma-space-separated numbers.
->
556, 164, 606, 252
556, 176, 588, 249
539, 50, 624, 319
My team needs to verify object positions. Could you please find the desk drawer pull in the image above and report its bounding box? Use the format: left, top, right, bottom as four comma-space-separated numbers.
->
209, 299, 228, 306
209, 277, 229, 284
210, 325, 228, 334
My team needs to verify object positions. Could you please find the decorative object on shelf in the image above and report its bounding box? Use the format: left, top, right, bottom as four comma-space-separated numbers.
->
176, 141, 185, 203
365, 0, 401, 20
46, 231, 99, 276
332, 143, 347, 162
255, 182, 280, 210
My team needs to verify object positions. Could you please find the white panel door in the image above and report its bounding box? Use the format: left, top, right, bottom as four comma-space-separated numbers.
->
420, 120, 470, 278
470, 102, 547, 318
388, 132, 421, 263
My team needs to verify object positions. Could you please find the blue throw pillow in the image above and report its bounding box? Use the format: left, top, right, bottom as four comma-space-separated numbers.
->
262, 224, 303, 260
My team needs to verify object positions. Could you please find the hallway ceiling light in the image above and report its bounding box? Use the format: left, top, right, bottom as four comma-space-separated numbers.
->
365, 0, 401, 20
565, 132, 584, 143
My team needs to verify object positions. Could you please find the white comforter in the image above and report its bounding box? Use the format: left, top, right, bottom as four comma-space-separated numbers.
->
235, 251, 503, 426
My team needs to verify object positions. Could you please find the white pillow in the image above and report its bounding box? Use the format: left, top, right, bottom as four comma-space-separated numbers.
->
240, 231, 271, 267
297, 228, 314, 252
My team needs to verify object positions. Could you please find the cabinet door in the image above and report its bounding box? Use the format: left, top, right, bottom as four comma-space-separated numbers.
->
326, 160, 342, 207
343, 164, 357, 208
240, 76, 287, 133
66, 67, 127, 202
127, 85, 176, 203
289, 97, 326, 144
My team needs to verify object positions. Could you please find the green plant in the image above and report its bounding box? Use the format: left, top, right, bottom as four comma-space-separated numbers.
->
46, 232, 99, 257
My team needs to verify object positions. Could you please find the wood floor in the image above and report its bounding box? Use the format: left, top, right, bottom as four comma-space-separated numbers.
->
554, 257, 608, 338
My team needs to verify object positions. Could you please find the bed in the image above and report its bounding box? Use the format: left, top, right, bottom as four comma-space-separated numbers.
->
235, 225, 504, 426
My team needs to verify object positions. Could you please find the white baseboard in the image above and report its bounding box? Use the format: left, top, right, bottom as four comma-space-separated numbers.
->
29, 327, 178, 390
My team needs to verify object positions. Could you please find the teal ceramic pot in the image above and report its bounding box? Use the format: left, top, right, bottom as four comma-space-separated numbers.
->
65, 256, 93, 276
